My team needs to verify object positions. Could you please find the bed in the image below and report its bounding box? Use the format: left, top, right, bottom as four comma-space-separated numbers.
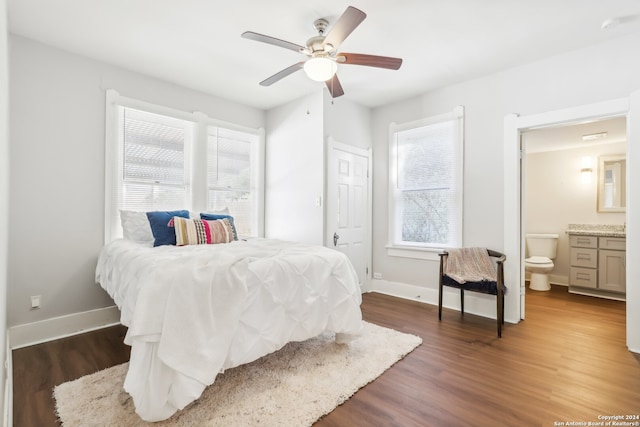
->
95, 236, 364, 422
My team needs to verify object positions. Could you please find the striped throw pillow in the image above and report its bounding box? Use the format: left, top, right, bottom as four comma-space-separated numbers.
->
172, 217, 236, 246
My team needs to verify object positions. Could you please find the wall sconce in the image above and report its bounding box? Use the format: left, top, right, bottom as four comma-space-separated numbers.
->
581, 156, 593, 184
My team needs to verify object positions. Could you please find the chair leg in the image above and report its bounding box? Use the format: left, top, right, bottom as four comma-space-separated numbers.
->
497, 291, 504, 338
460, 289, 464, 316
438, 280, 443, 321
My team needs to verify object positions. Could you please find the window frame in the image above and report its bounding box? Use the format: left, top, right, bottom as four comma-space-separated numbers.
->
105, 90, 264, 242
201, 116, 265, 237
387, 106, 464, 260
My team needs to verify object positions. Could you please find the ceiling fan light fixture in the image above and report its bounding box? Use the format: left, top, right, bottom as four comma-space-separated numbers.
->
304, 57, 337, 82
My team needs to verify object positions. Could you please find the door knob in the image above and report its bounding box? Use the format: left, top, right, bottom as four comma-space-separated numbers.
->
333, 232, 340, 246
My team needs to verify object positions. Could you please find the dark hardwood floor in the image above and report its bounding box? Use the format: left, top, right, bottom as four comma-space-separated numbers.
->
12, 285, 640, 426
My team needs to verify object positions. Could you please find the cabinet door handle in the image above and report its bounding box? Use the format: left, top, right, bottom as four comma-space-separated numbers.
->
576, 253, 592, 261
576, 273, 590, 280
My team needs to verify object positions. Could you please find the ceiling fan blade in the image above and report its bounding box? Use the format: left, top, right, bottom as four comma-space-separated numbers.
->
325, 74, 345, 98
242, 31, 305, 53
339, 53, 403, 70
259, 62, 305, 86
323, 6, 366, 50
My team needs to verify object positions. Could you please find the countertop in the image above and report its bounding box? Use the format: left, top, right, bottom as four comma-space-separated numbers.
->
565, 223, 626, 238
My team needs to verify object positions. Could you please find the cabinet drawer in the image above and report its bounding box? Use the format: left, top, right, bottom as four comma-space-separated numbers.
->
569, 235, 597, 248
599, 236, 625, 251
570, 267, 597, 289
570, 248, 597, 268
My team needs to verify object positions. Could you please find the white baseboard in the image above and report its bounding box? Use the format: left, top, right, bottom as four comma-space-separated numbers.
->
371, 278, 438, 304
371, 278, 517, 323
8, 306, 121, 350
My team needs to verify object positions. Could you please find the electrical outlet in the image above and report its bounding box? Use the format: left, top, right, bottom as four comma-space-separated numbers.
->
30, 295, 41, 309
373, 272, 382, 279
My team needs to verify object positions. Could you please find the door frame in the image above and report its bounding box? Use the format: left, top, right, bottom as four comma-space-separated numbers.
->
503, 97, 632, 328
325, 137, 373, 291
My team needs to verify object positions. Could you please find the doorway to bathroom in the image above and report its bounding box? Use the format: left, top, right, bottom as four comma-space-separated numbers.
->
503, 94, 640, 354
521, 116, 627, 300
521, 116, 627, 308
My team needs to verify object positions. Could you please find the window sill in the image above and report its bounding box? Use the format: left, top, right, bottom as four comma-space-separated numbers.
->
385, 245, 442, 261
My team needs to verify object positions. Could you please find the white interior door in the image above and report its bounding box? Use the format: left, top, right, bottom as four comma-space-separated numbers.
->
326, 139, 371, 287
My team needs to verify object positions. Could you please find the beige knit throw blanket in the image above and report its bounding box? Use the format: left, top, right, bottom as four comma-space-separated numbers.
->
444, 247, 496, 283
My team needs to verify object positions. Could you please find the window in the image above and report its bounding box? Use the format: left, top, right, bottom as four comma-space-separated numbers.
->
388, 106, 464, 256
119, 107, 193, 212
207, 126, 260, 236
105, 90, 264, 241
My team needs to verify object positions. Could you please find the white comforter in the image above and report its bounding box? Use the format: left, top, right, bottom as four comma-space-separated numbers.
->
95, 238, 363, 422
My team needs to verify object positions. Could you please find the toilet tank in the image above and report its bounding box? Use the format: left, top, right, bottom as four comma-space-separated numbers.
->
526, 233, 559, 259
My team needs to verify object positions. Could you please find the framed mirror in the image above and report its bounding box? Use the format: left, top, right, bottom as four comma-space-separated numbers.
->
597, 154, 626, 212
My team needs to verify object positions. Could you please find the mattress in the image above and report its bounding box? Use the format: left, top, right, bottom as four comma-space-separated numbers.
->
95, 237, 363, 421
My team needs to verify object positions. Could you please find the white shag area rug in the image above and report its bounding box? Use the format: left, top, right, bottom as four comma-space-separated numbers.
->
54, 321, 422, 426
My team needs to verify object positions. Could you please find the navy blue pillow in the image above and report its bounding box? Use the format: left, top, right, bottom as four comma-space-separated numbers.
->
146, 210, 190, 247
200, 213, 238, 240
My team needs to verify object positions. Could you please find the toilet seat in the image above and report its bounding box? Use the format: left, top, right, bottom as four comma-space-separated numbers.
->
525, 256, 552, 265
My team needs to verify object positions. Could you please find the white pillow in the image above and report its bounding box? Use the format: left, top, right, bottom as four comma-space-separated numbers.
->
120, 210, 154, 242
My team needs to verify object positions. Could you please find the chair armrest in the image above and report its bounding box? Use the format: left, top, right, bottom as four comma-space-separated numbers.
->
487, 249, 506, 264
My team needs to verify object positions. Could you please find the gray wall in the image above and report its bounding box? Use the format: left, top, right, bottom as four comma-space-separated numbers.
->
370, 32, 640, 311
8, 35, 265, 327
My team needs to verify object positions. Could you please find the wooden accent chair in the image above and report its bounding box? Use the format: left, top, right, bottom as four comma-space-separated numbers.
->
438, 249, 506, 337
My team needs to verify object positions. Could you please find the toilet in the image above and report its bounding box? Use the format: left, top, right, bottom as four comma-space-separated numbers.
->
525, 233, 559, 291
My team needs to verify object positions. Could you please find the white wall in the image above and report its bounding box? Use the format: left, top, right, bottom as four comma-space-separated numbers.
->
8, 35, 265, 328
371, 32, 640, 322
323, 94, 372, 151
265, 91, 324, 244
525, 142, 626, 283
265, 90, 372, 246
627, 90, 640, 352
0, 0, 8, 420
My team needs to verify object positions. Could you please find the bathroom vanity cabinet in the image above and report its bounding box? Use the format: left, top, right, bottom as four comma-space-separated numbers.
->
568, 233, 626, 299
598, 237, 626, 294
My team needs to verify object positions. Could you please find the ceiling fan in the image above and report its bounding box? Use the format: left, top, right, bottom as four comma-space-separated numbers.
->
241, 6, 403, 98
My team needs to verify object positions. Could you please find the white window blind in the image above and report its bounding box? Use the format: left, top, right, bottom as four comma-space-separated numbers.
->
389, 107, 464, 251
119, 107, 193, 212
105, 90, 264, 242
207, 126, 259, 236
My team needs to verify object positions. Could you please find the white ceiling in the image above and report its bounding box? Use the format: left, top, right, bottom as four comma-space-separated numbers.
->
524, 116, 627, 153
7, 0, 640, 110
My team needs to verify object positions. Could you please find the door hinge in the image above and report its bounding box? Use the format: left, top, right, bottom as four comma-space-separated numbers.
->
366, 266, 369, 275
